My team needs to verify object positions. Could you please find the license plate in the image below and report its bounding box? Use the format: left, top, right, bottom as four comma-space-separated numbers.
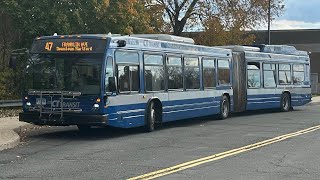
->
36, 98, 46, 105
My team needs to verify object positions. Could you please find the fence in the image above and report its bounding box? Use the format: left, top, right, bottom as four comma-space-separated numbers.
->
0, 100, 22, 108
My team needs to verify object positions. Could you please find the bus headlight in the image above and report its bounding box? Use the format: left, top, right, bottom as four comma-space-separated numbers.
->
25, 102, 31, 110
92, 103, 100, 111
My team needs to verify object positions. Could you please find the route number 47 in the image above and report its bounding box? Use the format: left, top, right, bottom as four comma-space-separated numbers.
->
45, 42, 54, 51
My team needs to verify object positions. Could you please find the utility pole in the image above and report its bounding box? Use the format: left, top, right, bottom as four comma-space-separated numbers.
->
267, 0, 271, 44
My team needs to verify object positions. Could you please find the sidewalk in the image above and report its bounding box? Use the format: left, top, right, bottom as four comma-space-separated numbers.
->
310, 95, 320, 105
1, 96, 320, 152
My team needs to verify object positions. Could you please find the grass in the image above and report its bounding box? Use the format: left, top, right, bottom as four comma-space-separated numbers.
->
0, 107, 21, 118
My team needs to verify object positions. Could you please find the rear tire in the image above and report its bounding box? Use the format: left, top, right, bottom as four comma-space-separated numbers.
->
145, 102, 156, 132
280, 93, 291, 112
219, 95, 230, 119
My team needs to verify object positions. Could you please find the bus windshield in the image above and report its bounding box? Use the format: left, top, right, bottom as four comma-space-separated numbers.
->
26, 53, 103, 95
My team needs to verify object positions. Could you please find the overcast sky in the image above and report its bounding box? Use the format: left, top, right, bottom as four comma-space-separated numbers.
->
259, 0, 320, 30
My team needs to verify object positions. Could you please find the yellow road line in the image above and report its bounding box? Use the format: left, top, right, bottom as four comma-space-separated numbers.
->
128, 124, 320, 180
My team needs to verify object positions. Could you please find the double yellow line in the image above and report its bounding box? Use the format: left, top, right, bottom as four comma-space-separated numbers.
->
128, 124, 320, 180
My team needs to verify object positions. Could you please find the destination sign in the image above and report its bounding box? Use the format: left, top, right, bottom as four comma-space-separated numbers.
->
30, 38, 107, 53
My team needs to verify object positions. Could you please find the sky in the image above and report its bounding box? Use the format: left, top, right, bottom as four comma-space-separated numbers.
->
259, 0, 320, 30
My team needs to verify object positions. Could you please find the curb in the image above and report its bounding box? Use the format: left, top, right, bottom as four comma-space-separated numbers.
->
0, 123, 37, 152
307, 101, 320, 106
0, 130, 20, 151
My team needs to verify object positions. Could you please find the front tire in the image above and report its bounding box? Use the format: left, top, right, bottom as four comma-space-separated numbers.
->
219, 95, 230, 119
280, 93, 291, 112
145, 102, 156, 132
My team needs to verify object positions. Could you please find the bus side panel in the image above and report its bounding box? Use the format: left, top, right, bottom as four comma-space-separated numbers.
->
246, 87, 311, 111
106, 89, 234, 128
106, 94, 153, 128
161, 90, 232, 122
246, 89, 280, 110
275, 87, 311, 106
291, 92, 311, 106
107, 103, 146, 128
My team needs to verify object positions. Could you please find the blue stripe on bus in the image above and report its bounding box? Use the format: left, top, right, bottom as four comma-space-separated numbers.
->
106, 93, 310, 128
246, 93, 311, 110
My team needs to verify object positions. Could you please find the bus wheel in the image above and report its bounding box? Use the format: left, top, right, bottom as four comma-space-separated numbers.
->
145, 101, 156, 132
77, 125, 91, 131
219, 95, 230, 119
280, 93, 291, 112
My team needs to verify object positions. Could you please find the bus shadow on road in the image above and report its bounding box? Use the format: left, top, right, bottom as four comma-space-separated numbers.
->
159, 108, 304, 129
232, 108, 303, 117
21, 108, 304, 141
24, 117, 222, 141
21, 126, 148, 141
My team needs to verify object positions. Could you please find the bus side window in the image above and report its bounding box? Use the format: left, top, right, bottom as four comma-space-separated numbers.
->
293, 64, 304, 85
184, 57, 200, 90
115, 51, 140, 93
305, 64, 310, 85
167, 56, 183, 90
144, 54, 165, 92
278, 64, 291, 85
218, 59, 230, 85
203, 58, 216, 88
247, 62, 261, 88
263, 63, 276, 88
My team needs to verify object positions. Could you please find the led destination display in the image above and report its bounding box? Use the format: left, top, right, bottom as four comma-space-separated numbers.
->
31, 38, 107, 53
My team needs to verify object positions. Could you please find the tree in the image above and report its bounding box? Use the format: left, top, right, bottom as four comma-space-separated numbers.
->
0, 0, 155, 99
193, 16, 256, 46
103, 0, 154, 34
0, 12, 17, 71
145, 0, 209, 35
146, 0, 284, 37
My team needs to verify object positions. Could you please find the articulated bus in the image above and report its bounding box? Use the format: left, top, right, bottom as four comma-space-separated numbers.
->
19, 34, 311, 131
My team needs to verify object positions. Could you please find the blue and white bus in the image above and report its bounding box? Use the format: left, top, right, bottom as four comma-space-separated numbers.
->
19, 34, 311, 131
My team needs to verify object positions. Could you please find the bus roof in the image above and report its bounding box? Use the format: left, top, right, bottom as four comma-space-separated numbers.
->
35, 34, 111, 40
109, 35, 231, 57
129, 34, 195, 44
219, 44, 309, 57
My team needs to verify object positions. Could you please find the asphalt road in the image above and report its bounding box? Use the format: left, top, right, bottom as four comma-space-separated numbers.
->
1, 105, 320, 180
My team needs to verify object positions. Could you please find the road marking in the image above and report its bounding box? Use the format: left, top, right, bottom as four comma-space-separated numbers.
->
128, 124, 320, 180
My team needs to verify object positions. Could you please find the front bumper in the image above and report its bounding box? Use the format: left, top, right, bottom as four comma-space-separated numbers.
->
19, 112, 108, 126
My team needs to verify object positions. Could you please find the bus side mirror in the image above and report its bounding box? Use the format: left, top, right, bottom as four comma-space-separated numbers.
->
108, 77, 117, 92
9, 56, 17, 69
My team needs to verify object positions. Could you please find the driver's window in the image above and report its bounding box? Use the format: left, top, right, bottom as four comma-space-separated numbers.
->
105, 56, 114, 92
